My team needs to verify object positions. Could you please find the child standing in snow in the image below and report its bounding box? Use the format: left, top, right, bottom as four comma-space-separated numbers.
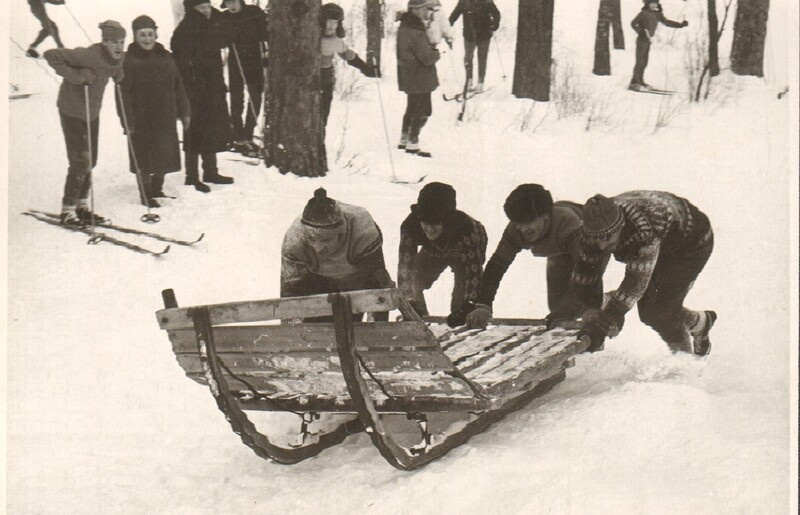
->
629, 0, 688, 91
116, 15, 190, 208
26, 0, 65, 58
44, 21, 126, 225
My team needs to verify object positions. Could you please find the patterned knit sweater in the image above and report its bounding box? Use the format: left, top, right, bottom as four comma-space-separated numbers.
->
397, 210, 487, 304
572, 191, 712, 318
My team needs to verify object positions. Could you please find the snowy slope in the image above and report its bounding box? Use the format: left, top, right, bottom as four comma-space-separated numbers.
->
5, 0, 798, 514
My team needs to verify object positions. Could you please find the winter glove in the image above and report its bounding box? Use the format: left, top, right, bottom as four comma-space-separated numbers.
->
545, 311, 572, 330
446, 300, 475, 328
71, 68, 96, 86
348, 55, 379, 78
681, 20, 689, 28
465, 303, 493, 329
577, 308, 624, 352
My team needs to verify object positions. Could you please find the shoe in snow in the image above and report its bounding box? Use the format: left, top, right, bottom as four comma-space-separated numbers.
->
628, 82, 643, 91
26, 48, 40, 58
141, 197, 161, 208
60, 211, 81, 226
692, 311, 716, 357
203, 171, 234, 185
76, 208, 108, 225
398, 132, 409, 150
185, 176, 211, 193
475, 82, 484, 93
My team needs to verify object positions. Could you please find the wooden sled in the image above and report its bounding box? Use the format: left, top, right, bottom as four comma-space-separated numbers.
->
156, 288, 590, 470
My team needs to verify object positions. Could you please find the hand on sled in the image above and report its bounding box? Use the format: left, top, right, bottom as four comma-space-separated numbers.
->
465, 303, 493, 329
446, 300, 473, 328
578, 308, 623, 352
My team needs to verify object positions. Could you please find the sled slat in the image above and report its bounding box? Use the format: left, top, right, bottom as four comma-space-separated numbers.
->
168, 322, 438, 352
156, 288, 400, 330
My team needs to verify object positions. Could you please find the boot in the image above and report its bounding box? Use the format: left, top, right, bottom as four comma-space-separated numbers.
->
691, 311, 716, 357
149, 174, 166, 198
139, 175, 160, 207
203, 169, 234, 185
185, 169, 210, 193
405, 117, 431, 158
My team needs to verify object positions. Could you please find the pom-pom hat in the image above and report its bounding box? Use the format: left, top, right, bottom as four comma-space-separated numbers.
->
302, 188, 344, 229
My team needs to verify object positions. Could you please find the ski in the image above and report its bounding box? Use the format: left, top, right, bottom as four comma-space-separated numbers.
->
26, 210, 203, 246
628, 87, 684, 96
10, 93, 36, 100
391, 175, 427, 185
443, 87, 493, 102
23, 211, 170, 257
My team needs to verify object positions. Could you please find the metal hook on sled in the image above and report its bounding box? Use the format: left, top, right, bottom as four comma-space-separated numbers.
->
407, 412, 432, 456
289, 412, 321, 448
141, 213, 161, 224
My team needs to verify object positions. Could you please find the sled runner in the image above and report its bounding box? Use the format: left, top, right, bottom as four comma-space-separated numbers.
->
156, 288, 590, 470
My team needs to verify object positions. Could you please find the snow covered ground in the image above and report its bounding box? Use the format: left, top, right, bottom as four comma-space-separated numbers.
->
5, 0, 798, 513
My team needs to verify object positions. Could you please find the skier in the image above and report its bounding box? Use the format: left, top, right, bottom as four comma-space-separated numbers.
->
116, 15, 191, 207
459, 184, 601, 329
319, 3, 378, 128
449, 0, 500, 93
171, 0, 234, 193
43, 20, 126, 225
397, 182, 487, 322
572, 191, 716, 356
281, 188, 395, 321
219, 0, 268, 157
26, 0, 65, 58
397, 0, 440, 157
629, 0, 688, 92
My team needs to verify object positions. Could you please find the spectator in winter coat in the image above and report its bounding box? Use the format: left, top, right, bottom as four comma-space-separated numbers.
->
460, 184, 602, 329
319, 3, 377, 128
171, 0, 234, 193
219, 0, 268, 155
26, 0, 64, 58
629, 0, 687, 91
449, 0, 500, 93
116, 15, 190, 208
397, 183, 487, 323
44, 20, 126, 226
572, 191, 716, 356
397, 0, 440, 157
281, 189, 395, 321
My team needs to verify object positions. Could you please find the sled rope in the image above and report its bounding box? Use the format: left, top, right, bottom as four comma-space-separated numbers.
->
355, 352, 397, 402
216, 357, 306, 418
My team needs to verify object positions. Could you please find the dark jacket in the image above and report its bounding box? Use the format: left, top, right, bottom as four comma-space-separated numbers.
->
398, 210, 487, 304
572, 191, 712, 319
476, 202, 583, 307
631, 7, 683, 38
44, 44, 125, 121
171, 8, 232, 153
449, 0, 500, 42
219, 4, 268, 64
397, 12, 440, 94
116, 42, 190, 175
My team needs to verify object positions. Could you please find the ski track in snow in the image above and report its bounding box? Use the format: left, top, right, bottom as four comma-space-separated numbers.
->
6, 0, 796, 514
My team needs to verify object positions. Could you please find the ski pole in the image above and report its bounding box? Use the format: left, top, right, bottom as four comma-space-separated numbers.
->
232, 44, 263, 152
492, 36, 507, 80
83, 85, 103, 242
116, 84, 161, 223
64, 4, 93, 44
369, 55, 397, 183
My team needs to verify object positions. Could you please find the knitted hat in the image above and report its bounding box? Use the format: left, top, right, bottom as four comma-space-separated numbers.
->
98, 20, 126, 40
320, 4, 346, 37
408, 0, 432, 8
503, 184, 553, 223
411, 182, 457, 224
301, 188, 344, 229
184, 0, 211, 9
132, 15, 157, 33
581, 194, 624, 242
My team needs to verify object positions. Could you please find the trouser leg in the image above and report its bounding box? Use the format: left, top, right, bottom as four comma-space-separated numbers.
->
632, 35, 650, 85
243, 69, 264, 141
228, 55, 245, 141
464, 38, 476, 82
476, 39, 490, 83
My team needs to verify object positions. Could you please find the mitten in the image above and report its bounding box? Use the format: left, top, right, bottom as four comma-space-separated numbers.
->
465, 303, 492, 329
446, 301, 475, 328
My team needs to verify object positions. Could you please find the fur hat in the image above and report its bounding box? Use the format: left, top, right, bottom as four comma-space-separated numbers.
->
581, 194, 624, 242
320, 3, 346, 37
301, 188, 344, 229
132, 15, 157, 33
503, 184, 553, 223
98, 20, 126, 40
408, 0, 432, 9
411, 182, 457, 224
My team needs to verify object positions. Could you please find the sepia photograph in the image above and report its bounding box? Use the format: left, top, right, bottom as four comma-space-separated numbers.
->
4, 0, 798, 513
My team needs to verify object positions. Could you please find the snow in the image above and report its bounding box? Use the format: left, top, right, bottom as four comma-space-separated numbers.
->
4, 0, 798, 514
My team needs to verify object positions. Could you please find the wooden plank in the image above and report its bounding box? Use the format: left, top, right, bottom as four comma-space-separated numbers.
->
174, 349, 454, 376
156, 288, 400, 330
424, 316, 547, 327
443, 326, 543, 364
168, 321, 439, 353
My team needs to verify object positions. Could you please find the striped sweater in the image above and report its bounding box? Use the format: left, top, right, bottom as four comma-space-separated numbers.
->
572, 191, 712, 318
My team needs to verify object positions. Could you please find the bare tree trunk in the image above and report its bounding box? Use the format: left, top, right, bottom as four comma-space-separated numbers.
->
366, 0, 382, 70
707, 0, 720, 76
263, 0, 327, 177
513, 0, 555, 101
593, 0, 612, 75
730, 0, 770, 77
610, 0, 624, 50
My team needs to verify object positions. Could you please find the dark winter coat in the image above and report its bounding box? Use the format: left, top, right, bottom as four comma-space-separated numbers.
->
171, 8, 232, 153
219, 4, 268, 64
398, 210, 487, 304
476, 202, 584, 307
631, 7, 683, 38
571, 191, 712, 319
397, 12, 440, 94
449, 0, 501, 42
116, 42, 190, 175
44, 43, 125, 122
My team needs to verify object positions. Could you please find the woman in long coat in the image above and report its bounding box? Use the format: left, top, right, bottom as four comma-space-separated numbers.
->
117, 15, 190, 207
171, 0, 233, 191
